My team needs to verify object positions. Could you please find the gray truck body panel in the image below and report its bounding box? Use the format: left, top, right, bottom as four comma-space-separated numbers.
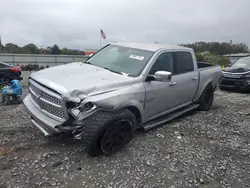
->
23, 42, 222, 135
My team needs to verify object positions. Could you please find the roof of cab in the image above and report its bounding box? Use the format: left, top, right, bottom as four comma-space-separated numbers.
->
111, 42, 192, 52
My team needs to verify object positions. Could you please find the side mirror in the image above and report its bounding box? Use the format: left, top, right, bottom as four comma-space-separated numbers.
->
154, 71, 172, 82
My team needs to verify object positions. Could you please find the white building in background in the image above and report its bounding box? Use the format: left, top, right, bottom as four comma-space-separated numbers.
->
85, 49, 99, 56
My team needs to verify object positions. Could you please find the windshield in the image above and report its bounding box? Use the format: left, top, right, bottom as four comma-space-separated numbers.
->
231, 57, 250, 69
86, 45, 154, 77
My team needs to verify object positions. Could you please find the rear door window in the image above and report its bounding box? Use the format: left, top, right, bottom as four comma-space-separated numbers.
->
174, 52, 194, 74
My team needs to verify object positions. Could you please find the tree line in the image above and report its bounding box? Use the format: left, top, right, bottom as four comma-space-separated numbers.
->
180, 41, 249, 55
0, 43, 85, 55
0, 41, 248, 56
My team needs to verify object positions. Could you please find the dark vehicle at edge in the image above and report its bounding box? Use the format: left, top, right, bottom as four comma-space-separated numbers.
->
219, 56, 250, 92
0, 61, 22, 87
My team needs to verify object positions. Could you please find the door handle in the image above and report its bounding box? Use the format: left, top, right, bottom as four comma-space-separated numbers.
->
169, 81, 177, 86
192, 76, 198, 80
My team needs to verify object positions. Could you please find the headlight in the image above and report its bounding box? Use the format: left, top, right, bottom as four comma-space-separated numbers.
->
70, 102, 97, 120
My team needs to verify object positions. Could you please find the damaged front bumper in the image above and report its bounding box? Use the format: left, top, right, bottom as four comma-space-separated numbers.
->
23, 94, 97, 136
23, 94, 63, 136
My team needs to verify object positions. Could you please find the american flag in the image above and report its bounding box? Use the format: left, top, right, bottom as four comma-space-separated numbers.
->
101, 29, 106, 39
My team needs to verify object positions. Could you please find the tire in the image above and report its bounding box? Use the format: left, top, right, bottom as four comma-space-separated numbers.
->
198, 84, 214, 111
0, 78, 9, 88
12, 95, 22, 104
0, 94, 3, 104
81, 109, 136, 157
3, 95, 10, 105
219, 85, 226, 91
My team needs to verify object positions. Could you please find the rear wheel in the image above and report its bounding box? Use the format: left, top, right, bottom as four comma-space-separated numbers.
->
81, 109, 136, 157
198, 85, 214, 111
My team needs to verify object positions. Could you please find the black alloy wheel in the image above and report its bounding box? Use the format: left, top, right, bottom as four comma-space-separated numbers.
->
101, 119, 133, 155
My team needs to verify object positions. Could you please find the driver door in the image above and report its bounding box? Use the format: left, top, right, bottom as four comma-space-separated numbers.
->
144, 52, 182, 121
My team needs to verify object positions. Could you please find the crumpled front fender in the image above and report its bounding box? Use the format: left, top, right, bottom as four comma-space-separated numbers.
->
80, 88, 145, 122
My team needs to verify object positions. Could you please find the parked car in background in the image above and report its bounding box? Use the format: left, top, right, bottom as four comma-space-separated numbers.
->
0, 61, 22, 87
219, 56, 250, 92
23, 42, 222, 157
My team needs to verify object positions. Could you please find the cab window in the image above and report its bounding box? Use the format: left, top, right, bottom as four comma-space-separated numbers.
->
174, 52, 194, 74
149, 52, 174, 74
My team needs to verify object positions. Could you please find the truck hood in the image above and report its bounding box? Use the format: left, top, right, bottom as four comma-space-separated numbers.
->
30, 62, 134, 102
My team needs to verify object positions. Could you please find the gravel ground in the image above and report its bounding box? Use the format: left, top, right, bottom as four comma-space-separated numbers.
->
0, 90, 250, 188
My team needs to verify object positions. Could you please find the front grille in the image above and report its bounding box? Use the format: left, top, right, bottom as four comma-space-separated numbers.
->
30, 83, 41, 97
41, 92, 61, 105
221, 79, 244, 86
30, 91, 39, 106
41, 102, 65, 118
29, 79, 67, 120
223, 73, 242, 79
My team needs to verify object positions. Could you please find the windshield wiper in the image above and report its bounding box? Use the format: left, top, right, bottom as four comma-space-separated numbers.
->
84, 61, 93, 65
103, 67, 123, 75
83, 62, 123, 75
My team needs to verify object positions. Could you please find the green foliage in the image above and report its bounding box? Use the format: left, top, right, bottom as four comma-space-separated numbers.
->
0, 45, 3, 53
196, 52, 231, 67
24, 43, 39, 54
217, 56, 231, 67
61, 48, 85, 55
61, 48, 69, 55
0, 43, 85, 55
181, 41, 249, 55
51, 44, 61, 54
195, 53, 205, 61
4, 43, 20, 53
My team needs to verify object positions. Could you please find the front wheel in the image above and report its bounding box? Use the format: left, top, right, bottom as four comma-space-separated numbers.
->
81, 109, 136, 157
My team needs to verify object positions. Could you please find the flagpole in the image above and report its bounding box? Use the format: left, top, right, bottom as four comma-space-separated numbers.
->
100, 36, 102, 48
99, 29, 101, 49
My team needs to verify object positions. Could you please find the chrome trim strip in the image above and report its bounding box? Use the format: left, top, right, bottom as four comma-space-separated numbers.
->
40, 97, 62, 108
31, 119, 50, 136
29, 87, 39, 98
30, 93, 40, 109
29, 79, 62, 99
41, 109, 65, 122
222, 71, 250, 75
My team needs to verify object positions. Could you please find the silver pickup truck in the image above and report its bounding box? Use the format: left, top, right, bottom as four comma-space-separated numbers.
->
23, 42, 222, 156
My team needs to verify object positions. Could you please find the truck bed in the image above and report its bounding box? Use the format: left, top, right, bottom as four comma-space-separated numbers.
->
193, 62, 222, 102
197, 61, 215, 69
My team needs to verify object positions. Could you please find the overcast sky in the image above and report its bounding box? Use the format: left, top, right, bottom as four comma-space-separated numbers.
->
0, 0, 250, 50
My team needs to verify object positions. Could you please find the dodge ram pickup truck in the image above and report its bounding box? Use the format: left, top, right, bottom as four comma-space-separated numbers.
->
23, 42, 222, 157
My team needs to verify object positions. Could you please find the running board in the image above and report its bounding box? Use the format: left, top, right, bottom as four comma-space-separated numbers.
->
143, 104, 199, 131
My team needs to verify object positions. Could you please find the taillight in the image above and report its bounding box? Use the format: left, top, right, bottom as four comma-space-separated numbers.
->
10, 67, 21, 72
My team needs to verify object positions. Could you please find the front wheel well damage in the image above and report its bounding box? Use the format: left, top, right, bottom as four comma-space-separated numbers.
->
126, 106, 142, 127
